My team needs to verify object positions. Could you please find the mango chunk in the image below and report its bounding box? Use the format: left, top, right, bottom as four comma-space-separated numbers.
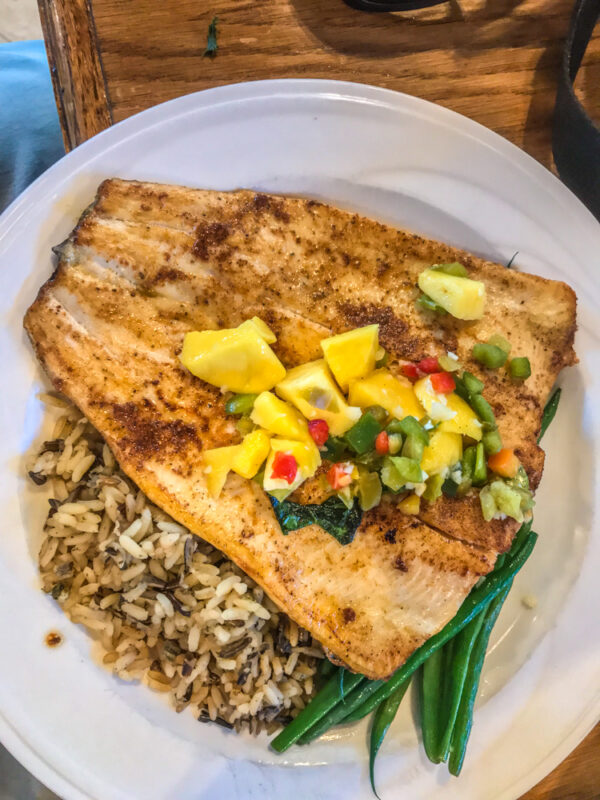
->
439, 393, 483, 441
180, 324, 286, 394
202, 444, 242, 498
348, 369, 424, 420
263, 437, 322, 493
237, 316, 277, 344
250, 392, 308, 440
276, 360, 361, 436
321, 324, 379, 390
418, 268, 486, 320
231, 429, 271, 479
420, 431, 463, 475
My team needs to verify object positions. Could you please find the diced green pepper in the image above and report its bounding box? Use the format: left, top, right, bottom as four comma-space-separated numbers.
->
452, 374, 470, 402
375, 350, 389, 368
508, 465, 530, 492
509, 357, 531, 380
358, 471, 382, 511
416, 294, 448, 314
388, 433, 403, 455
482, 428, 503, 455
469, 393, 496, 426
472, 343, 508, 369
442, 477, 458, 498
322, 436, 349, 461
344, 412, 383, 455
423, 474, 444, 503
479, 486, 497, 521
462, 446, 477, 480
431, 262, 469, 278
365, 405, 388, 425
355, 451, 384, 469
236, 416, 255, 436
472, 442, 487, 486
487, 334, 511, 354
388, 456, 423, 484
438, 354, 461, 372
462, 371, 484, 395
225, 393, 258, 415
489, 480, 524, 523
381, 459, 405, 492
402, 434, 425, 463
388, 415, 429, 445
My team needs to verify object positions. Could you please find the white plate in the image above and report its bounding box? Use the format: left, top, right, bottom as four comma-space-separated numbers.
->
0, 80, 599, 800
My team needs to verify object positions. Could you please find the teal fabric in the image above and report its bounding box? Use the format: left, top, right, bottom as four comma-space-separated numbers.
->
0, 40, 65, 213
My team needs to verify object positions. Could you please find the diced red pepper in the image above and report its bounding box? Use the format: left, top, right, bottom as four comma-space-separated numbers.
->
270, 451, 298, 484
417, 356, 440, 374
430, 372, 456, 394
308, 418, 329, 447
401, 363, 420, 381
375, 431, 390, 455
327, 462, 353, 490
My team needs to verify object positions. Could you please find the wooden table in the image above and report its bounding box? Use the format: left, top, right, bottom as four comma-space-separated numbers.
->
38, 0, 599, 796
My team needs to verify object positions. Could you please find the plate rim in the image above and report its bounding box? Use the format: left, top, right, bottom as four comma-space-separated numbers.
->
1, 77, 598, 800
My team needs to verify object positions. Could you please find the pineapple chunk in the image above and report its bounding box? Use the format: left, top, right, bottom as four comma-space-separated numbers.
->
418, 268, 486, 320
420, 431, 463, 475
348, 369, 424, 420
398, 494, 421, 515
321, 324, 379, 390
276, 360, 361, 436
202, 444, 242, 498
439, 394, 482, 440
231, 429, 271, 479
263, 437, 322, 493
250, 392, 308, 440
180, 324, 286, 393
237, 316, 277, 344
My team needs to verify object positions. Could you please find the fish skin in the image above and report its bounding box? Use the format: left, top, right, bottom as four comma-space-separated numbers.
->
24, 179, 576, 679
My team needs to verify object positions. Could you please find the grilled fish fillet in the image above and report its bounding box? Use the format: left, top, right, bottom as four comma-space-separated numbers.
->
24, 180, 576, 679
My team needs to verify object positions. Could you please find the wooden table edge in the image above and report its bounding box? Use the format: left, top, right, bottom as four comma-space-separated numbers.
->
38, 0, 112, 151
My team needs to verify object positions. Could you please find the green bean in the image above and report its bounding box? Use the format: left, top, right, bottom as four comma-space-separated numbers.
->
341, 530, 537, 724
469, 393, 496, 426
298, 678, 384, 745
487, 334, 511, 355
538, 388, 561, 443
419, 648, 445, 763
437, 611, 485, 762
270, 669, 363, 752
432, 262, 469, 277
317, 658, 337, 681
224, 393, 257, 415
472, 442, 487, 486
472, 343, 508, 369
482, 427, 502, 456
509, 357, 531, 380
416, 294, 447, 314
448, 582, 513, 775
462, 371, 484, 395
369, 679, 411, 798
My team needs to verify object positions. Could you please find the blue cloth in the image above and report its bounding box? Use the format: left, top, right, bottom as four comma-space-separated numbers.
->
0, 40, 65, 213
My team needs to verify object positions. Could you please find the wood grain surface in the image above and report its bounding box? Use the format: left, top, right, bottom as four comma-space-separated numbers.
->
37, 0, 599, 796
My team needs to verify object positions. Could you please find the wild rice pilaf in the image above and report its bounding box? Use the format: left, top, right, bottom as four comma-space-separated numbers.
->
29, 395, 323, 733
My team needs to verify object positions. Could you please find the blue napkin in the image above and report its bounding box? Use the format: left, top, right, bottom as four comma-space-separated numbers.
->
0, 40, 65, 214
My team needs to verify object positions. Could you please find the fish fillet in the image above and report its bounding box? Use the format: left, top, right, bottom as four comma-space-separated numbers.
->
24, 180, 576, 679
